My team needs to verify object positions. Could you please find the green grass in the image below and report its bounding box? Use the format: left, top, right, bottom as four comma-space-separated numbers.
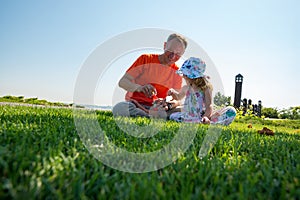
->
0, 95, 73, 107
0, 105, 299, 199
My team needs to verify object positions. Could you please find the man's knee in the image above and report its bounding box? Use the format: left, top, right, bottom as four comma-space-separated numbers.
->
112, 102, 131, 117
113, 101, 149, 117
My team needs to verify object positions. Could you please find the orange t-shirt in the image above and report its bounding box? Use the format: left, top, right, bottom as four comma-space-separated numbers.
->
125, 54, 182, 106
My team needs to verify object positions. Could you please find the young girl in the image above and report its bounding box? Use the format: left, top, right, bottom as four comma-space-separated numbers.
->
168, 57, 236, 125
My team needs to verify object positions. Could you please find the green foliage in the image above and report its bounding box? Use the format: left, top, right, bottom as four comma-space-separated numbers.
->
0, 95, 70, 107
279, 106, 300, 120
237, 105, 300, 120
213, 92, 231, 106
262, 107, 279, 118
1, 95, 25, 102
234, 108, 300, 129
235, 108, 260, 120
0, 105, 299, 199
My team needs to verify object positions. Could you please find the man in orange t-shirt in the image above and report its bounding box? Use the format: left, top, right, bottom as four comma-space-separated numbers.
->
112, 33, 187, 117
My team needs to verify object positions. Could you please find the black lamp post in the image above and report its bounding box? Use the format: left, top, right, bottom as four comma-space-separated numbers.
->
258, 100, 262, 117
234, 74, 243, 108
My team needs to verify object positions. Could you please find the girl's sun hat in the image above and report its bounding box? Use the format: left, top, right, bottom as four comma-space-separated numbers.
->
177, 57, 206, 79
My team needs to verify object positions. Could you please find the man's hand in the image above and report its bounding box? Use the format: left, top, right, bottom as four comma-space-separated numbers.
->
137, 84, 157, 98
152, 98, 168, 111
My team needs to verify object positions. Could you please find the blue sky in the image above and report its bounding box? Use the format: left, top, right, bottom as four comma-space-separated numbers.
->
0, 0, 299, 109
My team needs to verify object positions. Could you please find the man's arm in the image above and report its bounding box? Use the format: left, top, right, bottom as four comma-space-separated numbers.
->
119, 73, 141, 92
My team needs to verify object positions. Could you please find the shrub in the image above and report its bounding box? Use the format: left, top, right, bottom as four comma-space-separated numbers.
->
279, 106, 300, 120
262, 107, 279, 118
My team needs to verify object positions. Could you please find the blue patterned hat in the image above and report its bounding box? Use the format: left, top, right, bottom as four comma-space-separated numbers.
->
177, 57, 206, 79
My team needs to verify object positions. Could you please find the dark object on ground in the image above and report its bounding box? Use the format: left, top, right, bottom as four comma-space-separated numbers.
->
258, 127, 274, 136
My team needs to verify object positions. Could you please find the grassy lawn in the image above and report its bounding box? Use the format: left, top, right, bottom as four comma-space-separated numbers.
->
0, 105, 299, 199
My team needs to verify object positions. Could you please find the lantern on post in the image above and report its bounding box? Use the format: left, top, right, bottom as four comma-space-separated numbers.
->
234, 74, 243, 108
248, 99, 252, 108
253, 104, 258, 114
242, 98, 247, 115
258, 100, 262, 117
248, 99, 253, 112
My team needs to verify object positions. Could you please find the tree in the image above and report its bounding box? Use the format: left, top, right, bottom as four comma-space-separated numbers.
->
262, 107, 279, 118
214, 92, 231, 106
279, 106, 300, 119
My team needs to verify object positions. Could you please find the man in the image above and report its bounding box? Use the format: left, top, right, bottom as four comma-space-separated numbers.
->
112, 33, 187, 117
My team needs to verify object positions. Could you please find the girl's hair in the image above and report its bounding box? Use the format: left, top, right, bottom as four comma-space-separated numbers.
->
187, 76, 213, 91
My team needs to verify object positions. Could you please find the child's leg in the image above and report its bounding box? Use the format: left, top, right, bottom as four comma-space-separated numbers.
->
169, 112, 185, 122
211, 106, 236, 126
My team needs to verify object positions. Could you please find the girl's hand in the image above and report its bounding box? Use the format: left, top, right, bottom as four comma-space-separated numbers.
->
167, 88, 180, 100
201, 116, 211, 124
167, 88, 176, 96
